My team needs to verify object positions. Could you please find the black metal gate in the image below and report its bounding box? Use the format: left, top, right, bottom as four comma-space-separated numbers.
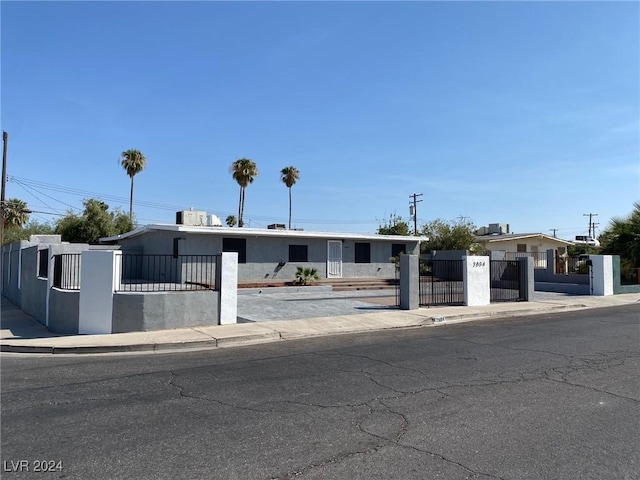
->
419, 259, 464, 306
490, 260, 525, 302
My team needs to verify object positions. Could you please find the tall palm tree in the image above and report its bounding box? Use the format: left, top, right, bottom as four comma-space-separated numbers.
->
230, 158, 258, 227
225, 215, 237, 228
3, 198, 30, 228
120, 149, 147, 221
280, 166, 300, 229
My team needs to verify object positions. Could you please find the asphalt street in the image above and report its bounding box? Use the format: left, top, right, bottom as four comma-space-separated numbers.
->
1, 305, 639, 480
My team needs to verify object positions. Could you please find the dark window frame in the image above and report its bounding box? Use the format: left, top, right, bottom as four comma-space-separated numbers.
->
288, 244, 308, 262
222, 238, 247, 264
38, 249, 49, 278
391, 243, 407, 258
354, 243, 371, 264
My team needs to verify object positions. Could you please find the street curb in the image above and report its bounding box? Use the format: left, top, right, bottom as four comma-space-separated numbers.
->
0, 301, 620, 355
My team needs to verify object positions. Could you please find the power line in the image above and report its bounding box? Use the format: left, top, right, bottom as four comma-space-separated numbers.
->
6, 175, 386, 227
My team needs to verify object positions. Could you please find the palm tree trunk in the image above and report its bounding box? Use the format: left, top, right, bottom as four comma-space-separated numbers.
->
238, 186, 243, 227
288, 187, 292, 230
239, 187, 245, 227
129, 176, 134, 221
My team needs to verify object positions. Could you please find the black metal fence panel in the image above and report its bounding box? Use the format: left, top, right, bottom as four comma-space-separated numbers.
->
419, 259, 464, 306
53, 254, 81, 290
490, 260, 524, 302
118, 254, 220, 292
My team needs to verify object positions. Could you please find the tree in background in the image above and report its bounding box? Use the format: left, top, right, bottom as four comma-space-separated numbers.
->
55, 199, 133, 244
120, 149, 147, 222
230, 158, 258, 227
3, 220, 55, 245
225, 215, 237, 227
377, 213, 410, 236
280, 166, 300, 230
420, 218, 480, 253
599, 202, 640, 283
3, 198, 30, 228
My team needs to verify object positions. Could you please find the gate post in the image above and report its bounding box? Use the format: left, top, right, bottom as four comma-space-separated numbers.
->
464, 256, 490, 306
218, 252, 238, 324
518, 256, 534, 301
589, 255, 614, 296
78, 250, 121, 334
399, 254, 419, 310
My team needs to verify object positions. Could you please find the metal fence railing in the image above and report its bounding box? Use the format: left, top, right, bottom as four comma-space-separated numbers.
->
490, 260, 524, 302
53, 253, 81, 290
419, 259, 464, 306
558, 256, 590, 275
504, 251, 547, 269
117, 254, 220, 292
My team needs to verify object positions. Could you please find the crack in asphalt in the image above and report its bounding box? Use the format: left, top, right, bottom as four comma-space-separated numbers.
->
435, 335, 577, 360
159, 344, 639, 480
542, 377, 639, 402
167, 371, 284, 414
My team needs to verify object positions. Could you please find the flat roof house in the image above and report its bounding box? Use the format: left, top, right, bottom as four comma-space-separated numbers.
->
100, 224, 424, 282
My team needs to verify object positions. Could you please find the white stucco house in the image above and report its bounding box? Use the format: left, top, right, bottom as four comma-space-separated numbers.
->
100, 224, 426, 282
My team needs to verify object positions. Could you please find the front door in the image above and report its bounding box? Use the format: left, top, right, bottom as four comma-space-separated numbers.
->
327, 241, 342, 278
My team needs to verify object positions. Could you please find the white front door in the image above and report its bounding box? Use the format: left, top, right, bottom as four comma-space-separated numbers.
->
327, 241, 342, 278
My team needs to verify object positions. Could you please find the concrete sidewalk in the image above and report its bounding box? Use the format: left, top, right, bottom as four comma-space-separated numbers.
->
1, 293, 638, 354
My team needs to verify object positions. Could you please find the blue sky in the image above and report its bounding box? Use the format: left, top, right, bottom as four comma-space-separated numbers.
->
2, 1, 638, 239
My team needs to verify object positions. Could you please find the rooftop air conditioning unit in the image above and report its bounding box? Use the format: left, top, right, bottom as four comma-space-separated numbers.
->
207, 214, 222, 227
267, 223, 286, 230
176, 210, 208, 226
488, 223, 510, 235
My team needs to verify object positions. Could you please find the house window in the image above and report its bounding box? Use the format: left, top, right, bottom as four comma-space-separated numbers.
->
38, 249, 49, 278
222, 238, 246, 264
354, 243, 371, 263
173, 238, 180, 258
392, 243, 407, 258
289, 245, 308, 262
517, 244, 527, 253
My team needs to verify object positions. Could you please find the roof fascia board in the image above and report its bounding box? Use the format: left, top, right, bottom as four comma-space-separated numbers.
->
101, 224, 427, 243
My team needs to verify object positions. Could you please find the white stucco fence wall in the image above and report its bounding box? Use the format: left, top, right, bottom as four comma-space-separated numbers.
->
218, 252, 238, 325
464, 256, 490, 306
78, 250, 121, 334
590, 255, 614, 296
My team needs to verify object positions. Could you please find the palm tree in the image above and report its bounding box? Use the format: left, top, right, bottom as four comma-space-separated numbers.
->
120, 149, 147, 221
230, 158, 258, 227
2, 198, 30, 228
280, 166, 300, 229
225, 215, 237, 228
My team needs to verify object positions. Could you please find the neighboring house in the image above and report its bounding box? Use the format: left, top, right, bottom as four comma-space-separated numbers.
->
100, 224, 424, 282
476, 232, 573, 254
475, 232, 574, 268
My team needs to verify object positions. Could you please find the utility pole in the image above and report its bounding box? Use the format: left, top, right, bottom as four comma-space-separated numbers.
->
550, 228, 558, 238
583, 213, 598, 238
409, 193, 423, 235
0, 131, 8, 250
1, 131, 7, 294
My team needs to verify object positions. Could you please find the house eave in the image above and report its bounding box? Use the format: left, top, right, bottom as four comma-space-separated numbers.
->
100, 224, 428, 244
